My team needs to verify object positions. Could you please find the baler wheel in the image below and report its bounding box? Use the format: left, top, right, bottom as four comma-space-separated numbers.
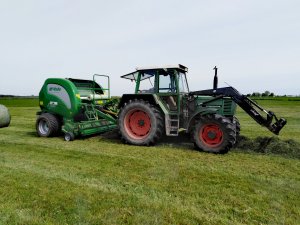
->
192, 114, 236, 154
64, 132, 75, 141
118, 99, 164, 146
36, 113, 60, 137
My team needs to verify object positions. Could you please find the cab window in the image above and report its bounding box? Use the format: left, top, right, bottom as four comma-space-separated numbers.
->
178, 72, 189, 93
159, 74, 176, 93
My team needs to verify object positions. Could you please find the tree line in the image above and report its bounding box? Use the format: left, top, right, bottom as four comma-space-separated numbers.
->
246, 91, 275, 97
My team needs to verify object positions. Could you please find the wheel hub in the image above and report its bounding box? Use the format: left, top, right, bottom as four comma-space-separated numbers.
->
207, 131, 217, 139
138, 119, 145, 126
39, 120, 49, 135
200, 124, 223, 147
125, 109, 151, 139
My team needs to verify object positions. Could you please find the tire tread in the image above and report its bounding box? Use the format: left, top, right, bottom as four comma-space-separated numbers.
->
118, 99, 164, 146
192, 114, 236, 154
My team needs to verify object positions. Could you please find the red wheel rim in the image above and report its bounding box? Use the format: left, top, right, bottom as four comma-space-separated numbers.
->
124, 109, 151, 140
199, 123, 223, 147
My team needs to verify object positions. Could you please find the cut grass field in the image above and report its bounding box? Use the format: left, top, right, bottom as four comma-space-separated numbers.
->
0, 98, 299, 224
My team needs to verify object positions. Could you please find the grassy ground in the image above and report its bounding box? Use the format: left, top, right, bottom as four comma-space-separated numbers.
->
0, 98, 299, 224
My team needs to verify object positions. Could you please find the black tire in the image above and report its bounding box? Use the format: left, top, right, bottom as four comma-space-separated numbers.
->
36, 113, 60, 137
64, 132, 75, 141
232, 116, 241, 146
192, 114, 236, 154
233, 116, 241, 137
118, 99, 164, 146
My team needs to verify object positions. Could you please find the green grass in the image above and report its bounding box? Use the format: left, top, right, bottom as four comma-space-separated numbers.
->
0, 97, 38, 107
0, 98, 299, 224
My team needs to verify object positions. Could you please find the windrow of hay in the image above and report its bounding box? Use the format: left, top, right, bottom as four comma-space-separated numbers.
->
235, 136, 300, 159
108, 129, 300, 159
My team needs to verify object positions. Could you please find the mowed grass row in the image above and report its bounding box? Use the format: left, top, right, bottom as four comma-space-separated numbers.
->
0, 98, 299, 224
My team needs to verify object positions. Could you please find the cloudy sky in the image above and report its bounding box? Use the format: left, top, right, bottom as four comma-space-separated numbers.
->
0, 0, 299, 96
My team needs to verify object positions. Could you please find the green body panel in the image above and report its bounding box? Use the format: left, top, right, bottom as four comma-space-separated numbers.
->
152, 94, 170, 114
39, 78, 81, 119
194, 96, 237, 116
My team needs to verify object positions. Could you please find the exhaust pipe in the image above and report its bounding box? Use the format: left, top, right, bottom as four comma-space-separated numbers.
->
213, 66, 218, 89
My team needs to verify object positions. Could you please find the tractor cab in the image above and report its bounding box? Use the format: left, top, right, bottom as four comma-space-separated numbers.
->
121, 64, 189, 112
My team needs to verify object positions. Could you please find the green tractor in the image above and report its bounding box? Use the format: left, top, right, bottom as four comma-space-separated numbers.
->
117, 65, 286, 153
36, 75, 117, 141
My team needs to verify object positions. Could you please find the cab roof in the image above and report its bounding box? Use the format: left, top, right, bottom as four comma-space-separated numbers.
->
121, 64, 188, 81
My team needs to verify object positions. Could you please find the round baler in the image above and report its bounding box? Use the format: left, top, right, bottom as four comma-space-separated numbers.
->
36, 75, 117, 141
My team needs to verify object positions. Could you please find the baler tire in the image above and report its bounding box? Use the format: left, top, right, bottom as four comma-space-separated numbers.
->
118, 99, 164, 146
36, 113, 60, 137
64, 132, 75, 141
192, 114, 236, 154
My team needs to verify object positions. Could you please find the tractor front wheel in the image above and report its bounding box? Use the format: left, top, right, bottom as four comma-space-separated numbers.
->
192, 114, 236, 154
36, 113, 60, 137
118, 99, 164, 146
232, 116, 241, 146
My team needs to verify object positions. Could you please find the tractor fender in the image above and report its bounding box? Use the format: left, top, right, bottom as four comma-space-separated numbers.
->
118, 94, 160, 109
186, 107, 220, 133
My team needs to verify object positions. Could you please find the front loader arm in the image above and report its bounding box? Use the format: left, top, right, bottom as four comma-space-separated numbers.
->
190, 87, 287, 135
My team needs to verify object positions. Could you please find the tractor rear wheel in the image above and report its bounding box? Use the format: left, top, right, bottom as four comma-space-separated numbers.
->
36, 113, 60, 137
118, 99, 164, 146
192, 114, 236, 154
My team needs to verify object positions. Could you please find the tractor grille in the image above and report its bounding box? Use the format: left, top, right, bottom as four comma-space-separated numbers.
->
223, 99, 234, 115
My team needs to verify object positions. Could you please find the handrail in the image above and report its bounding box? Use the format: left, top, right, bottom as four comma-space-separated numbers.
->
93, 74, 110, 100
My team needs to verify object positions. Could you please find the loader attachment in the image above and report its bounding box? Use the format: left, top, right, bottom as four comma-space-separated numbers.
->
190, 86, 287, 135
